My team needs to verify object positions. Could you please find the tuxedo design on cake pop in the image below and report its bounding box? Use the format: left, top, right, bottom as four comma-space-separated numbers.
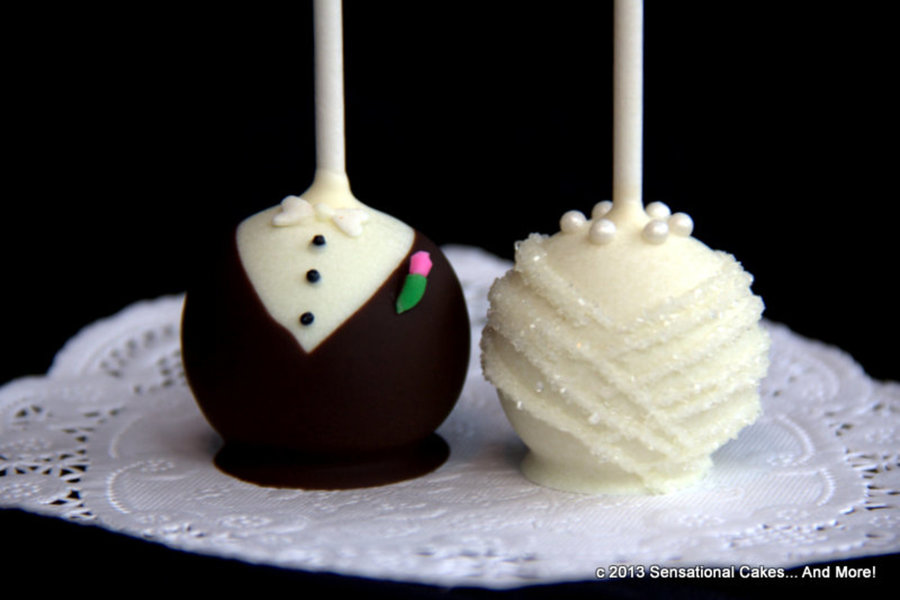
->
180, 0, 469, 489
181, 172, 470, 489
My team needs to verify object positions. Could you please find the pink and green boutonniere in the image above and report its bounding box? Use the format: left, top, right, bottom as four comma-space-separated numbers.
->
396, 251, 432, 314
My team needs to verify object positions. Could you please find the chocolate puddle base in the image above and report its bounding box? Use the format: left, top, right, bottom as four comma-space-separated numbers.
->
214, 434, 450, 489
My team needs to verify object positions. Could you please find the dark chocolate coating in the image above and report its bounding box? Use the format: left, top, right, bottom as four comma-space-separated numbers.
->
180, 227, 470, 489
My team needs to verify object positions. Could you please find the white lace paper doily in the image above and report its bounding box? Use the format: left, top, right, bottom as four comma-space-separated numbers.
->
1, 245, 898, 588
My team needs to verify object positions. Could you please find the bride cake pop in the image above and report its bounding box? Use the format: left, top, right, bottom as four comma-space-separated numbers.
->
480, 0, 769, 494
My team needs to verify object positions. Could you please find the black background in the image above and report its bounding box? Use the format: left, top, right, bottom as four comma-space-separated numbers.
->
4, 3, 897, 383
2, 2, 897, 596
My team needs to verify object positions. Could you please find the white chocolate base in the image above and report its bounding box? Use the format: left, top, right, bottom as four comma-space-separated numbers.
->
501, 391, 710, 494
481, 202, 770, 495
237, 171, 414, 352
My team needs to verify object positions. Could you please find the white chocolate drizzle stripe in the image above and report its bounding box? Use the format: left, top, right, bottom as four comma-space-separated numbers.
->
489, 270, 769, 410
485, 329, 701, 459
484, 327, 764, 456
514, 235, 757, 348
489, 348, 714, 490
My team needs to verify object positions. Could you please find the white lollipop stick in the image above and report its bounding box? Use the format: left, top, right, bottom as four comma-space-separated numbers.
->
313, 0, 346, 175
612, 0, 643, 211
298, 0, 361, 209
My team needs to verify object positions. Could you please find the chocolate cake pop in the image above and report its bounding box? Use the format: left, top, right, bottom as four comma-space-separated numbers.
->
180, 0, 469, 489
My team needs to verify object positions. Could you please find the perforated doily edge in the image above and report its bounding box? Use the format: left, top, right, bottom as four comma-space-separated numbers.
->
2, 247, 898, 589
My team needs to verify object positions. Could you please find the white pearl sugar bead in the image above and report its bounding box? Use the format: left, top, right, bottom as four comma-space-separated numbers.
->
560, 210, 587, 233
668, 212, 694, 236
589, 218, 617, 245
592, 201, 613, 219
645, 201, 671, 219
642, 219, 669, 244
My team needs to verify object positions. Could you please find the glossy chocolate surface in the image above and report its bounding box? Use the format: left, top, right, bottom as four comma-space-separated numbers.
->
181, 227, 470, 489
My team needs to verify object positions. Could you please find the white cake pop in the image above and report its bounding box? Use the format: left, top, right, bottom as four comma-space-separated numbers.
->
481, 200, 769, 494
480, 0, 769, 494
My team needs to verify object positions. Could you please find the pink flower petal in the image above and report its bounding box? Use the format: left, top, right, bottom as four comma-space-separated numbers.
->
409, 251, 433, 277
